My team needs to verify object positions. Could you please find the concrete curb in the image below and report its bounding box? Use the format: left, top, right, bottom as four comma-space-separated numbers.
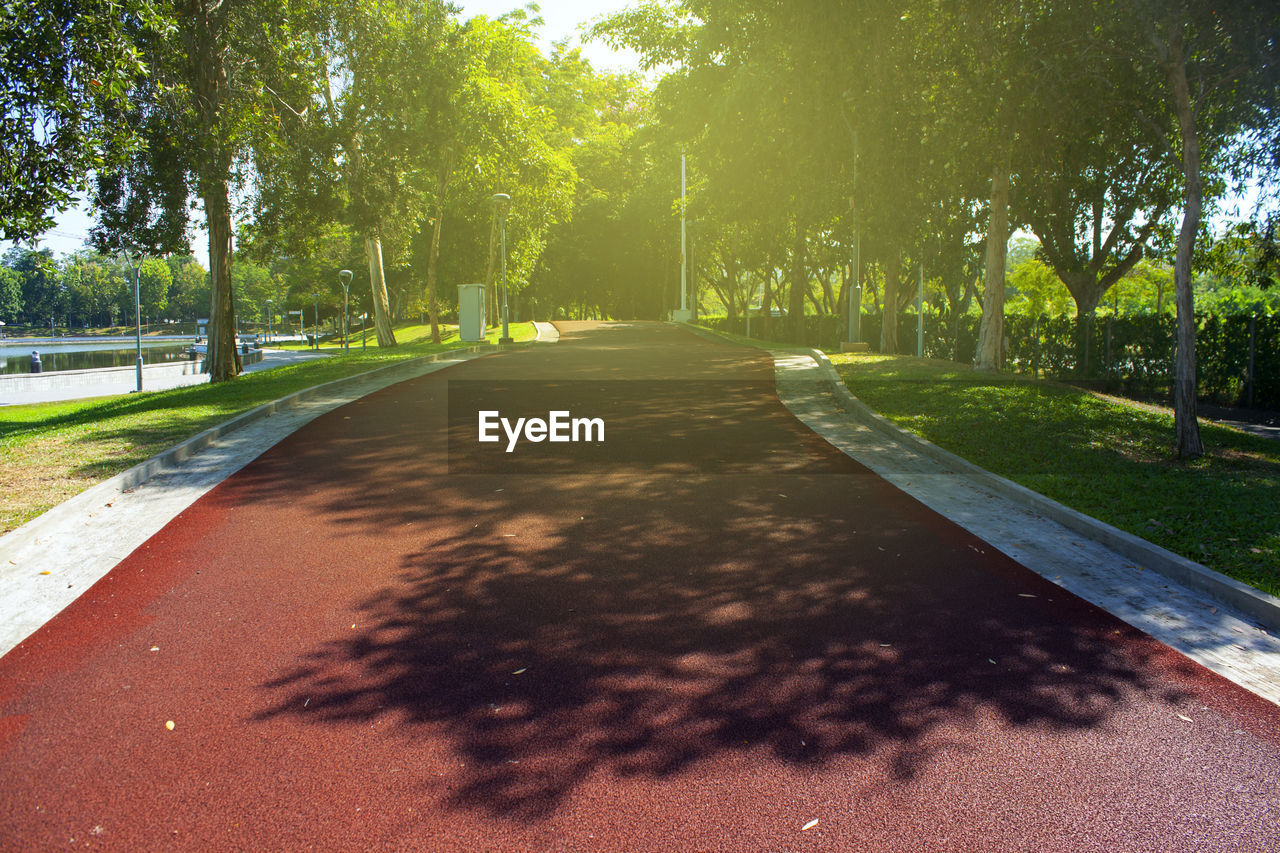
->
1, 343, 514, 554
533, 321, 561, 343
675, 321, 1280, 632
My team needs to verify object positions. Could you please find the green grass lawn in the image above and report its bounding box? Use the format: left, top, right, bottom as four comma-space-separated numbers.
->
0, 322, 537, 534
830, 352, 1280, 597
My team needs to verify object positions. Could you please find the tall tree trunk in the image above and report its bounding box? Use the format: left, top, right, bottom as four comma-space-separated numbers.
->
881, 252, 899, 354
789, 219, 807, 344
364, 234, 396, 346
425, 204, 444, 344
204, 174, 241, 381
423, 162, 452, 345
1161, 32, 1204, 458
975, 166, 1011, 371
760, 265, 774, 340
484, 214, 498, 328
190, 0, 239, 382
1068, 277, 1103, 377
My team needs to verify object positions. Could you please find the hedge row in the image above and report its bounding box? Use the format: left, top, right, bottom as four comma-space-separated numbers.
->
704, 311, 1280, 410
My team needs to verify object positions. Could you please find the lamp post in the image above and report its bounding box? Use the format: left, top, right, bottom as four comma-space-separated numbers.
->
490, 193, 513, 343
361, 313, 368, 352
338, 269, 353, 353
311, 291, 321, 350
122, 249, 143, 392
265, 299, 273, 344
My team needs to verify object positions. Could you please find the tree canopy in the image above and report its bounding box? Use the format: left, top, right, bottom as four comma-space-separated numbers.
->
3, 0, 1278, 456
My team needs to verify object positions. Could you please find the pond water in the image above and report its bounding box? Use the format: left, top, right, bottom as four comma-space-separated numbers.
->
0, 341, 196, 375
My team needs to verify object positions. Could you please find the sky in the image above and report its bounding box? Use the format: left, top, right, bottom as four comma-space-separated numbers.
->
13, 0, 645, 261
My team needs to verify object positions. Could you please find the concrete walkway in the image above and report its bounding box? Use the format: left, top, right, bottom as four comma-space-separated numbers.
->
0, 348, 331, 406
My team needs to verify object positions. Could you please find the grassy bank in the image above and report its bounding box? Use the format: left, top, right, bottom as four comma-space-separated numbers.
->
830, 352, 1280, 598
0, 322, 536, 534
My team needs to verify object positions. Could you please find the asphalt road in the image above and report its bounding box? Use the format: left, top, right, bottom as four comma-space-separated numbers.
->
2, 321, 1278, 852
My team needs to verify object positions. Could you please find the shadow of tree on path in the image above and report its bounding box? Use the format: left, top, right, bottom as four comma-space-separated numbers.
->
246, 321, 1192, 820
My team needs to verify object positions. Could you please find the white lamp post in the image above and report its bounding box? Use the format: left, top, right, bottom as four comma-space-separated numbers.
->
122, 249, 143, 392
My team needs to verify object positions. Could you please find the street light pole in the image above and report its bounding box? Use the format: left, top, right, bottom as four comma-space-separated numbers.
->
265, 299, 273, 344
490, 193, 513, 343
338, 270, 353, 354
123, 249, 143, 392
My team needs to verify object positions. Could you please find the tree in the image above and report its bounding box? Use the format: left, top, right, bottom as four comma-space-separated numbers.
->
1110, 0, 1280, 457
0, 0, 159, 240
92, 0, 312, 381
0, 266, 22, 322
415, 14, 574, 342
138, 257, 172, 321
166, 255, 210, 322
251, 0, 466, 349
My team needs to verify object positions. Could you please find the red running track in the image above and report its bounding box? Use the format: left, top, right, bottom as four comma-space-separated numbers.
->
2, 321, 1278, 852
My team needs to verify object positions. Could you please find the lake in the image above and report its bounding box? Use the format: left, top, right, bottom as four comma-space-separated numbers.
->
0, 340, 196, 374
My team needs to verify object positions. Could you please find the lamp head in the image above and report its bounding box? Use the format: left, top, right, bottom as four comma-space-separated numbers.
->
490, 192, 511, 214
338, 269, 353, 286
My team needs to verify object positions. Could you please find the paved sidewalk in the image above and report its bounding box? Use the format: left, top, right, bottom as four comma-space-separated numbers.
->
1, 348, 331, 406
772, 352, 1280, 705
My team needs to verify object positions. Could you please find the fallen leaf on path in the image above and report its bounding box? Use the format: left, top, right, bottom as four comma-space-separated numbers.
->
1177, 714, 1193, 723
165, 720, 175, 731
1018, 594, 1036, 598
802, 819, 819, 831
39, 571, 50, 575
512, 668, 527, 675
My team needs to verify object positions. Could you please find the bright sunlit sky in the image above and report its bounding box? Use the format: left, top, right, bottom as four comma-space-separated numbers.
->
17, 1, 644, 261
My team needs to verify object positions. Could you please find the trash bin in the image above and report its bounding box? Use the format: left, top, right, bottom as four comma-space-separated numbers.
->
458, 283, 487, 342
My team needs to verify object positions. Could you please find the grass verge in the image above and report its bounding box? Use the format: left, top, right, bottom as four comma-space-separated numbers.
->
0, 322, 536, 534
830, 352, 1280, 598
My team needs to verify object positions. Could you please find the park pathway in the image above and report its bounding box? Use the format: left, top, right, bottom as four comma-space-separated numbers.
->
1, 321, 1278, 851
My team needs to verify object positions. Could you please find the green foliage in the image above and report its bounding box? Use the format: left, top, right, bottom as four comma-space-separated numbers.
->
0, 266, 21, 320
1006, 258, 1074, 317
0, 0, 163, 240
136, 257, 172, 318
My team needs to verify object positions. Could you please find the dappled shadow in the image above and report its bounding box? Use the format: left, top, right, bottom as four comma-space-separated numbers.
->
241, 323, 1189, 819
